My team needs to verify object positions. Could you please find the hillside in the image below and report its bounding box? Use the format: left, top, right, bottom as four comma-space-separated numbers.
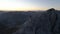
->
0, 9, 60, 34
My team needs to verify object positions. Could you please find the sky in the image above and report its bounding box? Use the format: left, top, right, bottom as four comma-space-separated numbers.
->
0, 0, 60, 11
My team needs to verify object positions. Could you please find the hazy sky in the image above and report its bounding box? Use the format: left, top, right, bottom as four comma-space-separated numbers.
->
0, 0, 60, 11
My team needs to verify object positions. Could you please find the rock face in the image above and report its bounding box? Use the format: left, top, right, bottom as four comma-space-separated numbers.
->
0, 10, 60, 34
13, 13, 50, 34
13, 11, 58, 34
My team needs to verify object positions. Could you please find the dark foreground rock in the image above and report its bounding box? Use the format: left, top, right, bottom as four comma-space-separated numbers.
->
0, 10, 60, 34
12, 11, 58, 34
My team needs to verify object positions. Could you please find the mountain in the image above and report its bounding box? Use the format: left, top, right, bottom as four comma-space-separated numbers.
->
0, 9, 60, 34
